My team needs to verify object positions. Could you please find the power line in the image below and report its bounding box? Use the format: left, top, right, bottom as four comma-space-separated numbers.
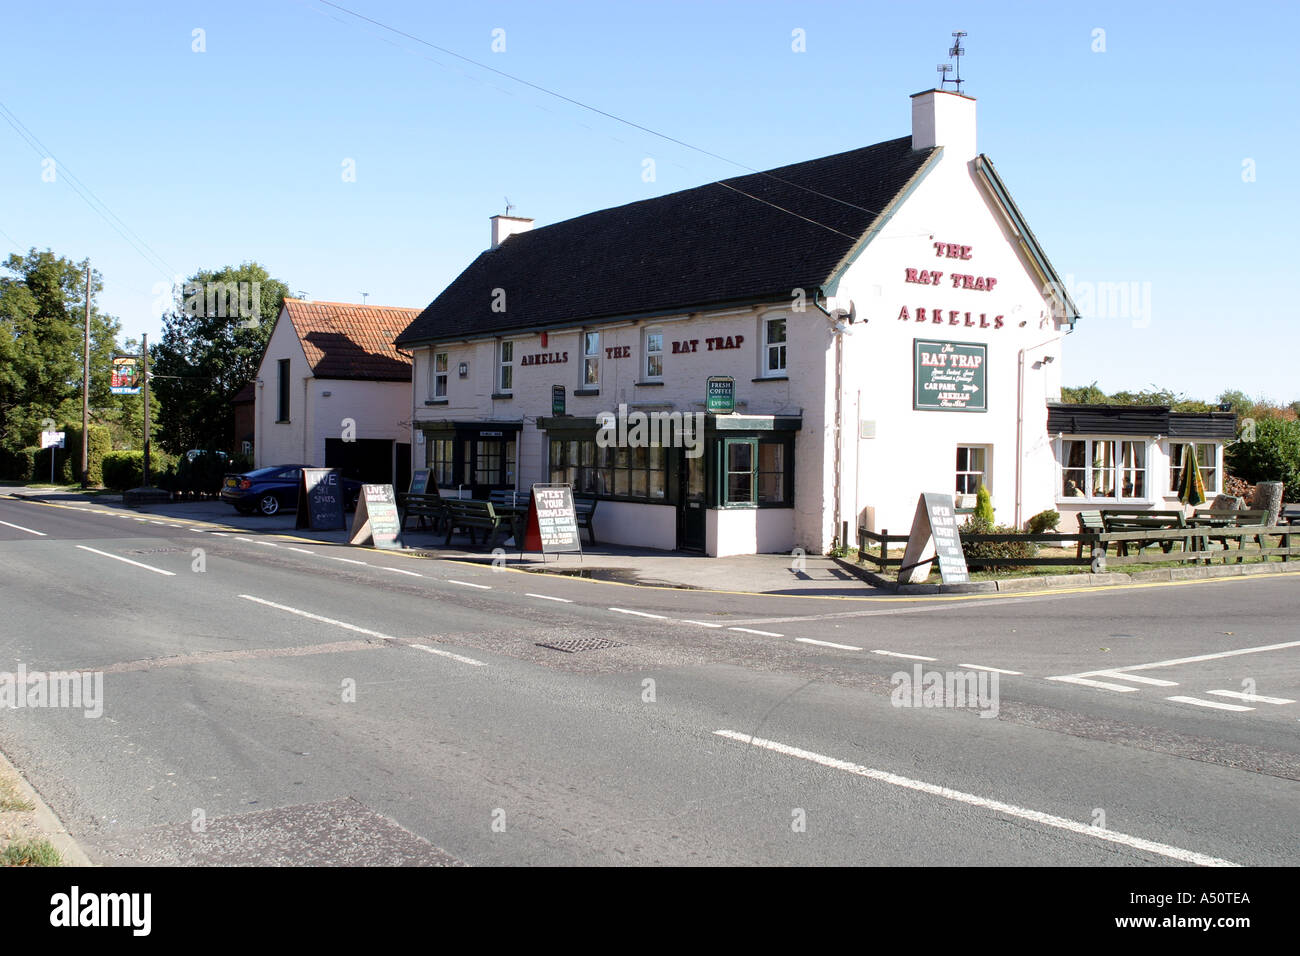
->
308, 0, 893, 227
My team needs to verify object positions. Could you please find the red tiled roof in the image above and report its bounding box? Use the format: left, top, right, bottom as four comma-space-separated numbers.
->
283, 299, 416, 381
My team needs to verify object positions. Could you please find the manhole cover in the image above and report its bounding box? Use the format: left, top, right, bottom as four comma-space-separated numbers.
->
535, 637, 628, 653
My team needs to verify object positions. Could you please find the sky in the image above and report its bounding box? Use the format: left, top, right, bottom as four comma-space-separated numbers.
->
2, 0, 1297, 402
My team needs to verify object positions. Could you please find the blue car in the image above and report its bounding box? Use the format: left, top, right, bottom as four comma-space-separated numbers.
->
220, 465, 361, 517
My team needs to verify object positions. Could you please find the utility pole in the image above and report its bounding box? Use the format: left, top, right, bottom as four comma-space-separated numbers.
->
81, 262, 91, 488
142, 332, 151, 487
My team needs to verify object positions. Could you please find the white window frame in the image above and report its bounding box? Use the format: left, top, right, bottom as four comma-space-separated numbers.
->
430, 350, 448, 400
643, 329, 664, 381
497, 340, 514, 394
762, 316, 787, 377
955, 445, 988, 498
1056, 437, 1152, 503
581, 330, 600, 388
1167, 441, 1221, 496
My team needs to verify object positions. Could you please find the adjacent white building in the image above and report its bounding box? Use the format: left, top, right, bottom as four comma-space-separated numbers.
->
254, 298, 417, 483
395, 88, 1090, 556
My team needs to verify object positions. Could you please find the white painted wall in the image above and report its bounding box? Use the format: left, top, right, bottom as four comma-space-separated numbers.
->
254, 311, 312, 467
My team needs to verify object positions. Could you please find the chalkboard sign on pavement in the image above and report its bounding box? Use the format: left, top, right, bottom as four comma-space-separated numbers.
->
521, 483, 582, 557
408, 469, 430, 495
295, 468, 346, 531
349, 483, 402, 550
897, 492, 969, 585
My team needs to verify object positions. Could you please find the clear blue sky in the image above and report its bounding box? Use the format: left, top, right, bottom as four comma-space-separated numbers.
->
2, 1, 1296, 402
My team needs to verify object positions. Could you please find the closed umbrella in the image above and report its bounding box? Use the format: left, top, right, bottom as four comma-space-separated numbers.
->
1178, 444, 1206, 508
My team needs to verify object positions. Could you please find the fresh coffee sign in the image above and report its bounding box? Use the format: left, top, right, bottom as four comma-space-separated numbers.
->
914, 339, 986, 412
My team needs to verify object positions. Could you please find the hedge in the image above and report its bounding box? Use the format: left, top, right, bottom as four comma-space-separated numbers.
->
102, 450, 178, 491
0, 446, 39, 482
55, 424, 112, 486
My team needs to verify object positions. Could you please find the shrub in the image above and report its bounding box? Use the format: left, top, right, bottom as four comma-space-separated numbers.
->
1026, 509, 1060, 534
55, 424, 112, 485
959, 513, 1038, 567
102, 451, 144, 490
1228, 417, 1300, 502
974, 485, 995, 524
0, 446, 39, 482
173, 451, 228, 499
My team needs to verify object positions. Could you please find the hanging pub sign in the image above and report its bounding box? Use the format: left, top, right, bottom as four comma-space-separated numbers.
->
706, 376, 735, 414
110, 355, 142, 395
296, 468, 347, 531
897, 492, 969, 585
521, 482, 582, 558
552, 384, 566, 416
914, 339, 987, 412
349, 483, 403, 550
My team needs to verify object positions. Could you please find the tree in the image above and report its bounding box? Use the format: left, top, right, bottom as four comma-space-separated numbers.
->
1227, 417, 1300, 501
151, 262, 289, 454
1059, 382, 1108, 404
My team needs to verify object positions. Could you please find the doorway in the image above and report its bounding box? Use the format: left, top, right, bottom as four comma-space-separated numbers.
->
677, 451, 706, 551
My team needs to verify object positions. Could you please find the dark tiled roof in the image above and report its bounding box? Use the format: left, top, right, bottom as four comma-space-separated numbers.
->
283, 299, 416, 381
396, 136, 937, 346
1047, 404, 1236, 439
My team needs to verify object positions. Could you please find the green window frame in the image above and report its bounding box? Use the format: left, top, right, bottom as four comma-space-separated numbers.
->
722, 438, 757, 507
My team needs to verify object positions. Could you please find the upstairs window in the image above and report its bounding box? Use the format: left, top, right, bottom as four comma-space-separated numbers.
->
497, 341, 514, 394
763, 317, 787, 376
582, 331, 600, 387
431, 351, 448, 399
644, 330, 664, 380
276, 359, 290, 422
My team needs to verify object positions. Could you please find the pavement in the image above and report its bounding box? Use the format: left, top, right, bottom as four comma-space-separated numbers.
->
1, 490, 1298, 867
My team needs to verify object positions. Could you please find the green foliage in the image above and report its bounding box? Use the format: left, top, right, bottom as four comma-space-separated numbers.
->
171, 451, 229, 498
1059, 382, 1213, 412
1026, 509, 1060, 533
101, 450, 178, 490
958, 514, 1038, 567
55, 423, 111, 485
0, 838, 62, 867
1059, 382, 1108, 404
0, 446, 38, 481
1227, 417, 1300, 501
974, 485, 994, 524
152, 262, 290, 454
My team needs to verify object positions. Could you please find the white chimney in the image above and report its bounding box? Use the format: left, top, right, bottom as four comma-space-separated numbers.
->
490, 215, 534, 249
910, 89, 977, 161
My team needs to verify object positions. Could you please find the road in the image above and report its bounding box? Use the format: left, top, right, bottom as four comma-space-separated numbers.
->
1, 495, 1297, 866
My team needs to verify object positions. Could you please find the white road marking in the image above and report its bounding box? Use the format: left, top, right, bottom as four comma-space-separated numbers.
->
253, 540, 279, 547
239, 594, 485, 666
1166, 696, 1254, 713
796, 638, 862, 650
287, 547, 314, 554
209, 532, 228, 537
957, 664, 1022, 675
189, 528, 209, 534
872, 650, 938, 661
1077, 640, 1300, 676
1206, 689, 1295, 705
379, 566, 422, 577
1094, 671, 1178, 687
526, 593, 573, 603
75, 545, 176, 577
325, 556, 368, 566
713, 730, 1239, 868
680, 620, 724, 628
611, 607, 668, 619
1046, 676, 1139, 693
133, 517, 148, 522
0, 519, 46, 536
234, 536, 254, 542
730, 627, 784, 637
148, 520, 167, 525
448, 579, 491, 589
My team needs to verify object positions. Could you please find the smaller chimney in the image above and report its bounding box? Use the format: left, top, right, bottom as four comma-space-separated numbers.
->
911, 89, 977, 161
490, 215, 534, 249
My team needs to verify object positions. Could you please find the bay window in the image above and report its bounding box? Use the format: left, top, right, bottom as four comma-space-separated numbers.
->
1059, 439, 1148, 500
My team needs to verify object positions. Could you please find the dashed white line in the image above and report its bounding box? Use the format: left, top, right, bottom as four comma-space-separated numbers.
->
379, 566, 422, 577
872, 650, 938, 661
957, 664, 1022, 675
209, 532, 228, 537
253, 540, 279, 547
1206, 689, 1296, 705
75, 545, 176, 576
796, 638, 862, 650
713, 730, 1239, 867
234, 536, 254, 543
1094, 671, 1178, 687
448, 579, 491, 589
1166, 696, 1254, 713
325, 556, 368, 566
408, 643, 488, 667
0, 519, 46, 536
286, 547, 314, 554
1046, 676, 1139, 693
611, 607, 668, 619
526, 593, 573, 603
730, 627, 784, 637
680, 620, 724, 628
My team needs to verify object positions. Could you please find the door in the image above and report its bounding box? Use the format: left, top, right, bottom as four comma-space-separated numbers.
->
677, 451, 706, 551
461, 436, 517, 498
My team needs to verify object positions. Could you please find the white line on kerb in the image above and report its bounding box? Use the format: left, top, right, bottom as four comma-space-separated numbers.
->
238, 594, 485, 666
796, 638, 862, 650
526, 593, 573, 603
611, 607, 668, 619
1207, 689, 1295, 705
872, 650, 937, 661
731, 627, 783, 637
957, 664, 1022, 675
713, 730, 1239, 868
1046, 676, 1139, 693
0, 519, 46, 536
1166, 696, 1254, 713
75, 545, 176, 576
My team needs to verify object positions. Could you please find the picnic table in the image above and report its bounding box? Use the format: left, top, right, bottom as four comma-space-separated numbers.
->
1187, 509, 1269, 562
1100, 509, 1187, 556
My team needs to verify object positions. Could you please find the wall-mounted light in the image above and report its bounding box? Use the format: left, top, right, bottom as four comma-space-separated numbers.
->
458, 362, 469, 377
321, 390, 332, 397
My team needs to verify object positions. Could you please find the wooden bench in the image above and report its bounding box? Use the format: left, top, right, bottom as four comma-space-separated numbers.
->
488, 490, 528, 510
1189, 509, 1269, 560
397, 491, 445, 532
1075, 509, 1104, 559
573, 494, 598, 544
1100, 509, 1187, 556
442, 499, 512, 548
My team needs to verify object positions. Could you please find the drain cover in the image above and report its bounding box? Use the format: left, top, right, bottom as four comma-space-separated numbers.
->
535, 637, 628, 653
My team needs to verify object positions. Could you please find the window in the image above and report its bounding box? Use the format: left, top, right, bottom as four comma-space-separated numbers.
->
1169, 442, 1219, 495
763, 317, 787, 376
724, 439, 756, 506
582, 331, 600, 387
430, 351, 448, 400
276, 359, 290, 422
955, 446, 986, 495
497, 341, 514, 394
1059, 439, 1149, 500
758, 442, 786, 504
644, 330, 664, 380
548, 438, 667, 501
473, 439, 515, 486
426, 438, 454, 486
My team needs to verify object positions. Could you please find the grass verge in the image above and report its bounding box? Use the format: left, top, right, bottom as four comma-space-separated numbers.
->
0, 838, 63, 867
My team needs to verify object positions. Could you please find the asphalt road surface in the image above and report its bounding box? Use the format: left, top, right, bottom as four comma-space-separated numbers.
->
1, 495, 1297, 866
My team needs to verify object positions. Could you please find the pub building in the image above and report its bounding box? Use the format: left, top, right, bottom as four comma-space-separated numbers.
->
395, 87, 1177, 557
